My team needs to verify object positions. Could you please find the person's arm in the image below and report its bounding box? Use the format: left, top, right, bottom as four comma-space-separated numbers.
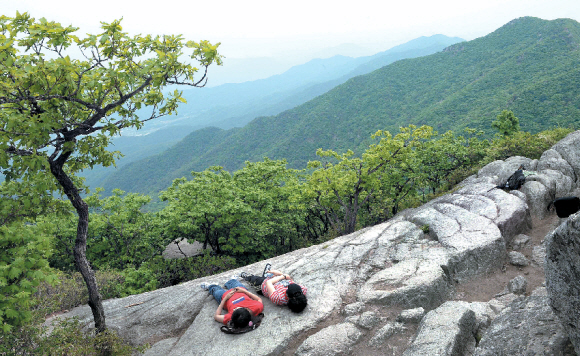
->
269, 270, 293, 280
264, 274, 290, 296
213, 290, 234, 323
233, 287, 263, 303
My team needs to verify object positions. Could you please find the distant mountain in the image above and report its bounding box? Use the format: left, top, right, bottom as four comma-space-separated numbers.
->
103, 17, 580, 197
83, 34, 462, 189
143, 34, 464, 134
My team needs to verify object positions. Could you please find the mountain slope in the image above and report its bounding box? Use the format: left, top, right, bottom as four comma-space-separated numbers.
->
105, 17, 580, 196
145, 34, 464, 133
85, 35, 460, 190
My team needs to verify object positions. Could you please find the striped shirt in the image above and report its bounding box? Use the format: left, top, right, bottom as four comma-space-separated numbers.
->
261, 275, 307, 306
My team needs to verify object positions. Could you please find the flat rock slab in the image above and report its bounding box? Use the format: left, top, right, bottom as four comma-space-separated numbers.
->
45, 131, 580, 355
46, 182, 532, 355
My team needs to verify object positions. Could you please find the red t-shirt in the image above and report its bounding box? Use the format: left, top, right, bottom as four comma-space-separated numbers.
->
222, 289, 264, 325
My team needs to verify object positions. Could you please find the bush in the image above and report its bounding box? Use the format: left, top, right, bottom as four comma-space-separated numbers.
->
146, 251, 238, 288
485, 127, 573, 162
33, 270, 125, 316
0, 314, 147, 356
117, 267, 158, 297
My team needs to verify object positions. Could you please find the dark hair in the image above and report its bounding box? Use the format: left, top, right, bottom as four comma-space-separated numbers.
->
287, 284, 307, 313
231, 308, 252, 328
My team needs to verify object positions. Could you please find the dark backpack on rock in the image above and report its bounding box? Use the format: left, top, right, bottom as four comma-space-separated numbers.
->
506, 169, 526, 190
220, 313, 264, 334
496, 169, 526, 191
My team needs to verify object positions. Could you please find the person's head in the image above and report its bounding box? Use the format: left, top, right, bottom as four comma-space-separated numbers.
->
231, 308, 252, 328
286, 283, 307, 313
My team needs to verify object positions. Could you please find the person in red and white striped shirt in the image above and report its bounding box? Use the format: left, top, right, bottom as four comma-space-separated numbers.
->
240, 264, 307, 313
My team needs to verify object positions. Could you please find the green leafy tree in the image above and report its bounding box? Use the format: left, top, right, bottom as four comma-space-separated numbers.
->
47, 189, 170, 271
306, 125, 434, 235
160, 166, 248, 255
492, 110, 520, 136
160, 159, 308, 261
485, 126, 573, 161
232, 159, 307, 258
0, 13, 221, 332
415, 129, 487, 194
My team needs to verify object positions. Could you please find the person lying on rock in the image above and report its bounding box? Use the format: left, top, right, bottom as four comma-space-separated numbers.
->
239, 263, 308, 313
200, 278, 263, 328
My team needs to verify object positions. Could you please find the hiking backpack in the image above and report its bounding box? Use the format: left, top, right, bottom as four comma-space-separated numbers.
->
505, 169, 526, 190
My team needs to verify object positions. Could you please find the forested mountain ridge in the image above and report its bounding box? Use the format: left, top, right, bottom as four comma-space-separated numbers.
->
80, 35, 461, 190
104, 17, 580, 196
154, 34, 464, 132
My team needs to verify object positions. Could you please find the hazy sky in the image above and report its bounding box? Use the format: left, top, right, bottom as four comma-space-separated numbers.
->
3, 0, 580, 84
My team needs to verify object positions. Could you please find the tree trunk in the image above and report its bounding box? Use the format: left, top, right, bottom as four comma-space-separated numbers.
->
49, 160, 107, 333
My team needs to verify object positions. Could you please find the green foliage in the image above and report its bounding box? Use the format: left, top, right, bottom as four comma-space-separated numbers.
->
117, 267, 157, 297
0, 220, 56, 332
492, 110, 520, 136
0, 315, 147, 356
0, 13, 219, 184
0, 12, 222, 332
32, 270, 125, 316
306, 125, 435, 234
46, 189, 172, 271
415, 128, 489, 194
159, 159, 312, 262
144, 251, 238, 288
485, 126, 573, 162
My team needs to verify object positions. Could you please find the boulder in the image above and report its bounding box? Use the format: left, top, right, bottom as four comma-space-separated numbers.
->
162, 238, 205, 259
475, 296, 571, 356
545, 213, 580, 355
508, 251, 529, 267
346, 311, 382, 330
508, 275, 527, 295
397, 307, 425, 324
526, 169, 574, 200
532, 245, 547, 269
511, 234, 530, 250
295, 323, 363, 356
368, 322, 405, 347
358, 257, 454, 310
551, 130, 580, 181
521, 180, 552, 219
464, 301, 496, 341
536, 149, 576, 183
342, 302, 364, 316
409, 202, 507, 282
402, 301, 476, 356
477, 157, 533, 185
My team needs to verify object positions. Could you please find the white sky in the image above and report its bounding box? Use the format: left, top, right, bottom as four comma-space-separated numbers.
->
3, 0, 580, 83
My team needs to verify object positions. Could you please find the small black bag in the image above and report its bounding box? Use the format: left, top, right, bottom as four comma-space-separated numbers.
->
505, 169, 526, 190
220, 313, 264, 334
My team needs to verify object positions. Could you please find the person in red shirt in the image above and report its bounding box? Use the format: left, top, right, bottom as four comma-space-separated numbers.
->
240, 264, 307, 313
201, 278, 263, 327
